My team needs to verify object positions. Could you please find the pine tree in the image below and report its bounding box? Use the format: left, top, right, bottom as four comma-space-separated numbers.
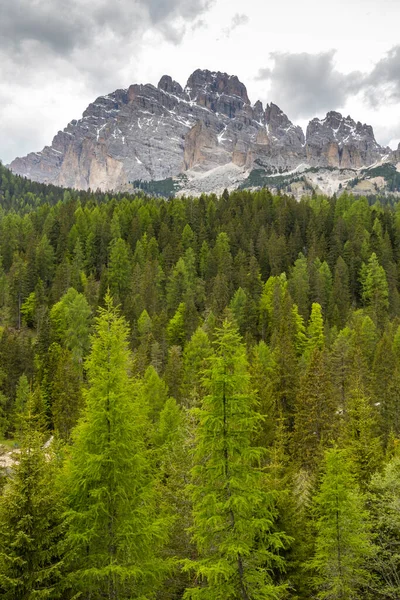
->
51, 349, 83, 441
309, 448, 376, 599
12, 373, 30, 437
142, 365, 169, 423
305, 302, 325, 358
0, 395, 64, 599
288, 253, 310, 321
64, 293, 169, 599
108, 238, 132, 305
184, 318, 288, 600
250, 341, 278, 448
329, 256, 351, 329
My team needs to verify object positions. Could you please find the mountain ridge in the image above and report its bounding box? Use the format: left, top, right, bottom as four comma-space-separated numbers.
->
9, 68, 397, 194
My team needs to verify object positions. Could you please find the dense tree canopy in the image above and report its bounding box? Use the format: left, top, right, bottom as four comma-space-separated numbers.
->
1, 164, 400, 598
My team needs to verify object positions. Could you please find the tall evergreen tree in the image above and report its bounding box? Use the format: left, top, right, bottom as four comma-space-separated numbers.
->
368, 453, 400, 599
64, 293, 169, 599
0, 395, 64, 599
292, 348, 336, 471
309, 448, 376, 600
184, 319, 288, 600
341, 377, 383, 490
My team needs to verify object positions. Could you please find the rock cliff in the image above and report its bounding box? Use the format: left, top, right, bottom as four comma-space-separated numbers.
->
9, 69, 393, 191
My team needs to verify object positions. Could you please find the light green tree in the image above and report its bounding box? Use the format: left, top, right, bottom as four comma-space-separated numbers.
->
182, 326, 213, 407
360, 252, 389, 328
0, 395, 64, 599
341, 377, 383, 490
309, 448, 376, 599
184, 319, 288, 600
368, 453, 400, 599
50, 287, 91, 366
64, 293, 169, 599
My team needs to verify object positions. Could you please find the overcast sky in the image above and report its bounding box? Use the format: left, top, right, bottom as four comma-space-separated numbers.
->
1, 0, 400, 164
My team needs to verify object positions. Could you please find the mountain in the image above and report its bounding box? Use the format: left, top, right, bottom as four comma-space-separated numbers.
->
9, 69, 395, 195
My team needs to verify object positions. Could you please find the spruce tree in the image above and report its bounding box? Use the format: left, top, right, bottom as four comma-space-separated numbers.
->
184, 318, 288, 600
64, 293, 169, 599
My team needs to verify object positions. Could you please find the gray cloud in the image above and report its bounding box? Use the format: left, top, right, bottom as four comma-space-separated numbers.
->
0, 0, 213, 58
256, 50, 363, 118
364, 45, 400, 106
0, 0, 214, 164
0, 2, 86, 54
223, 13, 249, 37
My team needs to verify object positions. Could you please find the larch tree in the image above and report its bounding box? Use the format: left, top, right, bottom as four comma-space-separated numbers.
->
360, 252, 389, 329
64, 293, 169, 600
182, 326, 213, 408
0, 394, 64, 599
341, 376, 383, 490
368, 453, 400, 599
309, 447, 376, 600
184, 318, 288, 600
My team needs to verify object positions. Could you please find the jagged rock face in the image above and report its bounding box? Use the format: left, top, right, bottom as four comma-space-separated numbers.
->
185, 69, 249, 119
9, 72, 390, 192
392, 143, 400, 164
305, 111, 385, 169
252, 102, 305, 170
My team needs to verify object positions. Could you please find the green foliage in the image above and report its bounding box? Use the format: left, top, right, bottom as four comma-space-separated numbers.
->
341, 378, 383, 489
184, 319, 288, 600
50, 287, 91, 365
0, 397, 64, 599
292, 348, 336, 471
369, 453, 400, 598
360, 252, 389, 327
309, 448, 376, 599
2, 165, 400, 599
64, 294, 169, 599
305, 303, 325, 357
131, 174, 188, 198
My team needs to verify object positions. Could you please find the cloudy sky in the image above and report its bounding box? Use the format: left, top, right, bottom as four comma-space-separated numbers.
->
1, 0, 400, 164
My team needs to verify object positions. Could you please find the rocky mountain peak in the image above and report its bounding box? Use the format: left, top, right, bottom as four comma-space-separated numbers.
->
263, 103, 305, 146
185, 69, 250, 103
8, 69, 391, 193
265, 103, 292, 130
157, 75, 184, 97
253, 100, 264, 121
305, 110, 383, 169
307, 111, 379, 147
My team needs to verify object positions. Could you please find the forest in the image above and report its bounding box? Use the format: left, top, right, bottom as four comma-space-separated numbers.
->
1, 161, 400, 599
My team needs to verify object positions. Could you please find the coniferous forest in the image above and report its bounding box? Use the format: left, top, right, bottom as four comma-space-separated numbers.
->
2, 163, 400, 599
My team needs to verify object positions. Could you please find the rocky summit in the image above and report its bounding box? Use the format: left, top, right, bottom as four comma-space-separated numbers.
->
9, 69, 395, 194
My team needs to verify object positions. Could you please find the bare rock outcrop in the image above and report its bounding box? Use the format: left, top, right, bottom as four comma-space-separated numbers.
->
9, 71, 390, 192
